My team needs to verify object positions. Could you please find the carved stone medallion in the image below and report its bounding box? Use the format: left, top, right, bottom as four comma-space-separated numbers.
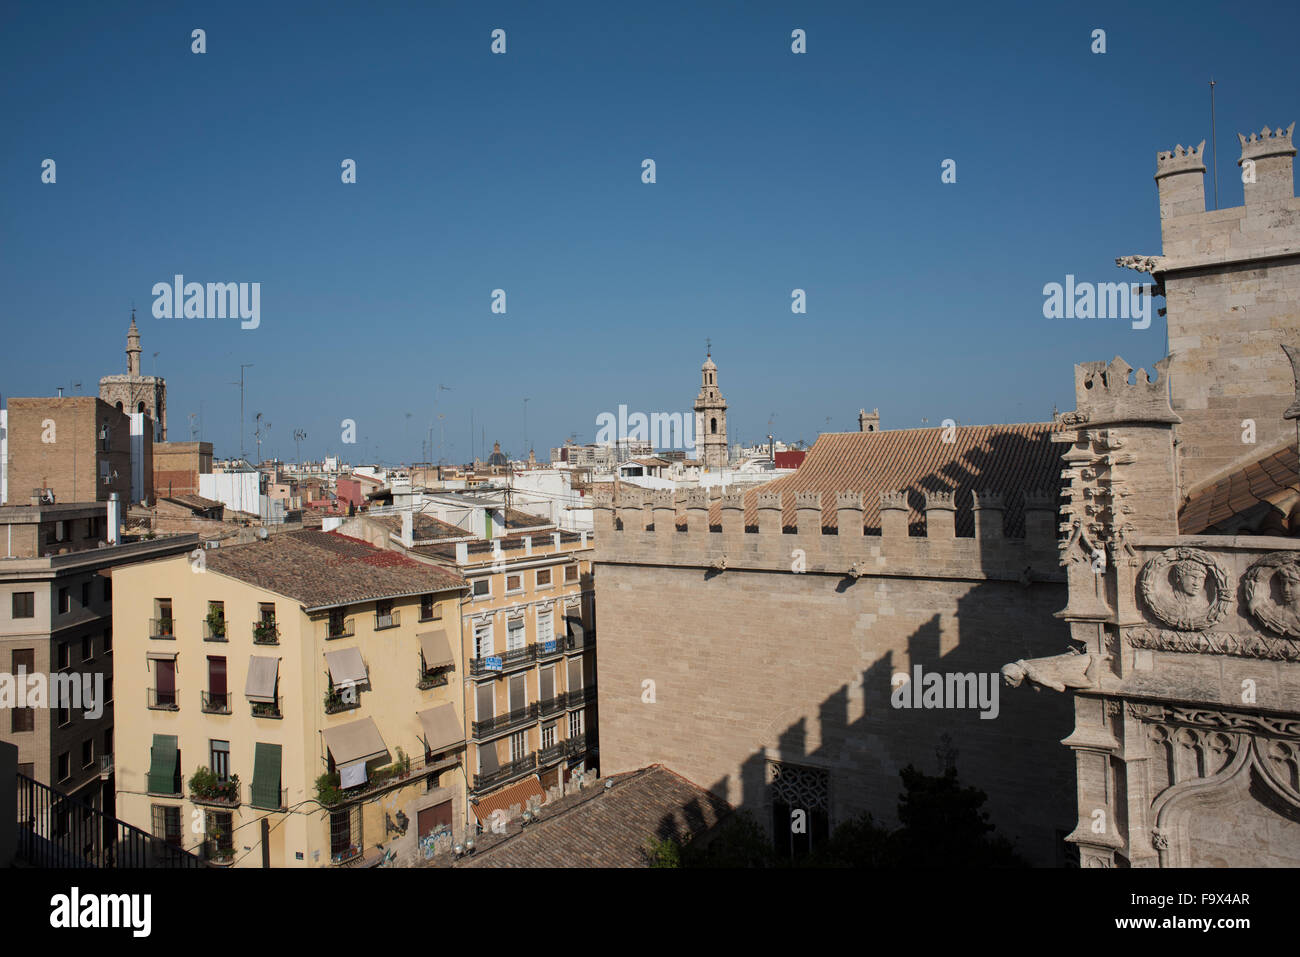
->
1243, 551, 1300, 639
1137, 547, 1230, 631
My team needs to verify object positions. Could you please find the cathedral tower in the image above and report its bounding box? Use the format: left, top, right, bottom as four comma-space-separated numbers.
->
99, 309, 167, 441
693, 349, 728, 469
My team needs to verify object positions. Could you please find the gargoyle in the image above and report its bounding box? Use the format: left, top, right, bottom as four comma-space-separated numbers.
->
1001, 649, 1110, 692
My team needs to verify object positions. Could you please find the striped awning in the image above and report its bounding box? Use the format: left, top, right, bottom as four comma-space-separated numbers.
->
245, 656, 279, 703
325, 647, 367, 689
418, 703, 464, 754
418, 630, 454, 670
322, 716, 388, 767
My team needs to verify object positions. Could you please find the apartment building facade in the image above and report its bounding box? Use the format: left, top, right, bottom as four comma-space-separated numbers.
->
113, 530, 470, 866
0, 498, 196, 812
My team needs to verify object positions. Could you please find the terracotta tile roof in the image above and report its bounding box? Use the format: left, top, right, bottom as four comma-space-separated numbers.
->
456, 766, 731, 868
698, 425, 1063, 536
204, 530, 466, 610
1179, 444, 1300, 535
470, 776, 546, 823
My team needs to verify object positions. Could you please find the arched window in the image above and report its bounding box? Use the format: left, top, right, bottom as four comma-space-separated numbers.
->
114, 401, 123, 412
711, 417, 718, 435
137, 402, 146, 414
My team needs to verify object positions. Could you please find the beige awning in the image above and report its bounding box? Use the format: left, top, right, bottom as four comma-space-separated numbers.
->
322, 716, 388, 767
418, 703, 464, 754
245, 656, 280, 703
418, 630, 455, 670
146, 650, 177, 662
325, 647, 367, 689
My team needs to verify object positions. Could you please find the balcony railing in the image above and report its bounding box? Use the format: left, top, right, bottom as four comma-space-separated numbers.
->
324, 689, 361, 714
190, 780, 241, 808
374, 610, 400, 631
150, 618, 176, 640
417, 669, 450, 690
248, 784, 288, 811
537, 638, 564, 660
469, 644, 536, 676
147, 688, 179, 711
563, 685, 597, 709
472, 703, 538, 738
472, 753, 536, 793
566, 732, 588, 757
98, 754, 114, 780
325, 617, 355, 641
202, 841, 237, 865
201, 691, 231, 714
202, 618, 228, 642
252, 620, 280, 645
537, 741, 565, 766
538, 694, 565, 717
251, 697, 282, 719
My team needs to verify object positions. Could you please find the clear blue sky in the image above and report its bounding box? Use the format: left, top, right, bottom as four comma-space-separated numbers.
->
3, 0, 1297, 463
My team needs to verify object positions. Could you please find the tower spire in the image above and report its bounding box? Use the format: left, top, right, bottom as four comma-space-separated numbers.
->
126, 308, 142, 377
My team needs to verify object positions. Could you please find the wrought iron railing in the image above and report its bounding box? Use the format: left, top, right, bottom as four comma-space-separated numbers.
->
417, 669, 450, 690
251, 697, 282, 718
325, 617, 355, 640
472, 753, 536, 792
252, 620, 280, 644
147, 688, 179, 710
537, 741, 565, 766
201, 691, 231, 714
15, 773, 207, 868
374, 610, 400, 630
324, 689, 361, 714
202, 618, 228, 641
469, 644, 537, 676
538, 694, 565, 717
472, 703, 538, 738
150, 618, 176, 639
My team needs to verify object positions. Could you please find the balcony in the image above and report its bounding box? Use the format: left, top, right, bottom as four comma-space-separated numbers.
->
252, 620, 280, 645
201, 691, 231, 714
374, 610, 400, 631
472, 703, 538, 739
150, 618, 176, 640
417, 669, 450, 690
469, 644, 536, 676
248, 784, 288, 812
147, 688, 179, 711
251, 697, 282, 719
563, 685, 597, 709
202, 618, 228, 642
536, 639, 564, 660
324, 618, 355, 641
537, 741, 565, 766
472, 753, 536, 793
98, 754, 114, 780
202, 841, 237, 866
324, 689, 360, 715
566, 733, 588, 757
538, 694, 565, 717
189, 776, 241, 809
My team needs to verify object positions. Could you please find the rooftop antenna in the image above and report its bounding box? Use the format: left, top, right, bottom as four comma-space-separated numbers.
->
1209, 78, 1219, 210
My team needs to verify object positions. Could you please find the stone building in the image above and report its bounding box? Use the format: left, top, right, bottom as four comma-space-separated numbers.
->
99, 311, 166, 442
592, 425, 1077, 865
693, 350, 729, 469
5, 397, 142, 505
1004, 120, 1300, 867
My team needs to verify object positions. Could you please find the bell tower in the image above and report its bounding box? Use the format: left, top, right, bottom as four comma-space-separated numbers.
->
693, 345, 729, 469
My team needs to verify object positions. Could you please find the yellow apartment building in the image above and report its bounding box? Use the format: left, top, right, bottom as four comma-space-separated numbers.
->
112, 529, 470, 866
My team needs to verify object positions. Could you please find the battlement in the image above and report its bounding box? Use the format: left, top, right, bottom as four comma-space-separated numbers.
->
1068, 356, 1180, 428
1155, 140, 1207, 179
1239, 123, 1296, 163
591, 486, 1063, 583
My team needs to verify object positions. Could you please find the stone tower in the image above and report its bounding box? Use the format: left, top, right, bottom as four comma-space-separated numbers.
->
858, 408, 880, 432
693, 350, 728, 469
99, 309, 167, 441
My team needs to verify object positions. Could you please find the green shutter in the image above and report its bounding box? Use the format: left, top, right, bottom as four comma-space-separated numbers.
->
147, 734, 178, 794
251, 743, 282, 809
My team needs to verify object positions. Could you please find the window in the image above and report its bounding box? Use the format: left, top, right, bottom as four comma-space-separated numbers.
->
57, 752, 70, 782
58, 642, 71, 670
509, 730, 528, 762
537, 612, 553, 645
568, 710, 584, 737
374, 599, 395, 630
82, 740, 94, 768
211, 740, 231, 781
103, 578, 111, 602
536, 568, 552, 588
207, 810, 234, 858
87, 516, 101, 538
541, 722, 556, 749
506, 574, 522, 594
420, 594, 436, 621
472, 579, 490, 598
152, 659, 176, 708
57, 707, 71, 727
81, 635, 93, 661
155, 599, 174, 638
564, 564, 579, 584
151, 805, 183, 847
81, 582, 92, 608
58, 588, 70, 614
11, 649, 34, 732
55, 521, 67, 542
506, 618, 525, 652
473, 622, 493, 659
12, 592, 34, 619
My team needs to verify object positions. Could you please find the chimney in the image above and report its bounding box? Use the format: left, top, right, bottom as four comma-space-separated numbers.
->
401, 510, 413, 547
1239, 123, 1296, 207
107, 493, 121, 545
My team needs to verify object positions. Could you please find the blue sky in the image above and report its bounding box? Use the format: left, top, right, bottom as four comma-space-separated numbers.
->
3, 0, 1297, 463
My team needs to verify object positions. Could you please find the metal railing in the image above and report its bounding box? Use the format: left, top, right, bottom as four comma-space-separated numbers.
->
248, 784, 288, 811
150, 618, 176, 639
538, 694, 565, 717
201, 691, 231, 714
147, 688, 179, 710
325, 617, 355, 640
537, 638, 564, 659
566, 732, 588, 757
16, 772, 207, 868
469, 644, 536, 676
417, 669, 450, 690
251, 697, 282, 719
537, 741, 565, 766
252, 620, 280, 645
202, 618, 228, 641
324, 690, 361, 714
374, 610, 400, 630
472, 753, 536, 793
472, 703, 538, 738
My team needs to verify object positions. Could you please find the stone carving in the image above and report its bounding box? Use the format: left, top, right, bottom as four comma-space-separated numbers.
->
1115, 254, 1165, 275
1059, 410, 1090, 426
1137, 548, 1230, 631
1127, 702, 1300, 741
1243, 552, 1300, 639
709, 555, 727, 572
767, 761, 829, 812
1150, 827, 1170, 850
1127, 627, 1300, 663
847, 560, 869, 579
1001, 649, 1109, 692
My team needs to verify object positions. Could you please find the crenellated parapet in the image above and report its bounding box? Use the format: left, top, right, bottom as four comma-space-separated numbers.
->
593, 486, 1064, 584
1069, 356, 1180, 429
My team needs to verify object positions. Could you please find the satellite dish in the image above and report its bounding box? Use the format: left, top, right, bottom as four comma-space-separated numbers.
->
256, 528, 269, 540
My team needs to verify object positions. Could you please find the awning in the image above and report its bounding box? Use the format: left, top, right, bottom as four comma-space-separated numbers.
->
245, 656, 280, 703
250, 743, 282, 810
147, 734, 178, 793
566, 616, 585, 642
418, 630, 455, 670
418, 703, 464, 754
325, 647, 367, 689
146, 650, 177, 662
470, 775, 545, 822
323, 716, 388, 767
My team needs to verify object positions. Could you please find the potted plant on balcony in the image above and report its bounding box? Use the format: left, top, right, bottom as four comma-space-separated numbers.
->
253, 619, 277, 643
158, 614, 174, 637
205, 607, 226, 639
315, 772, 342, 807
